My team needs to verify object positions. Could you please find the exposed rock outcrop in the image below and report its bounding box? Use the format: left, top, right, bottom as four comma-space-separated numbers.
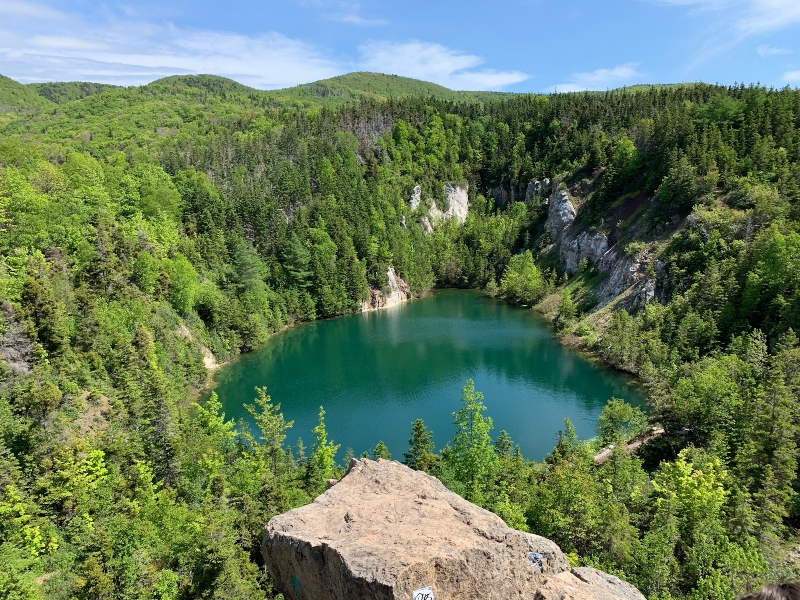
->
176, 324, 219, 373
526, 179, 550, 204
0, 301, 34, 376
408, 183, 469, 233
361, 268, 412, 312
263, 459, 645, 600
546, 188, 577, 244
546, 185, 657, 308
430, 183, 469, 224
563, 231, 610, 274
491, 185, 510, 208
420, 216, 433, 234
408, 185, 422, 211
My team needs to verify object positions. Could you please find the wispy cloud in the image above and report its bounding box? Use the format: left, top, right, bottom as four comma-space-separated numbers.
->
358, 41, 528, 90
326, 13, 387, 26
757, 44, 792, 57
644, 0, 800, 67
547, 63, 643, 93
783, 70, 800, 82
299, 0, 387, 26
646, 0, 800, 32
644, 0, 731, 11
0, 3, 340, 87
737, 0, 800, 36
0, 0, 64, 20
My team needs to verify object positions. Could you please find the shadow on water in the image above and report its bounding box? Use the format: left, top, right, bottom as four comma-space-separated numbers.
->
208, 290, 646, 461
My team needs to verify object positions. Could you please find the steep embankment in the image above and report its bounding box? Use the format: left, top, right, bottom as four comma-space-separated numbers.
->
543, 180, 656, 311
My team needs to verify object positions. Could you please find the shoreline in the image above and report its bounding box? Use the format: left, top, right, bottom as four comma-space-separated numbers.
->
195, 288, 423, 399
193, 285, 645, 409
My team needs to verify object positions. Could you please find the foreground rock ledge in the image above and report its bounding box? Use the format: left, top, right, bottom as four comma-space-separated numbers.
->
263, 459, 644, 600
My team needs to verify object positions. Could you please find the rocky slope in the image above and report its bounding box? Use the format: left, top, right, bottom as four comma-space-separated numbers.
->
545, 183, 656, 309
409, 183, 469, 233
361, 267, 413, 312
263, 459, 645, 600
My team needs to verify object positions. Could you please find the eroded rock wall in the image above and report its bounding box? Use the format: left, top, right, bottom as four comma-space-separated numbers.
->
361, 268, 412, 312
547, 186, 656, 308
408, 183, 469, 233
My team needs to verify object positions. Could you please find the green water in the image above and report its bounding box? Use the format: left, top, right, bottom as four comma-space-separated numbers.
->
210, 290, 645, 461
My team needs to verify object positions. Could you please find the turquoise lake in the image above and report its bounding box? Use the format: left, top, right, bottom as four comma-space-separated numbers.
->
210, 290, 646, 461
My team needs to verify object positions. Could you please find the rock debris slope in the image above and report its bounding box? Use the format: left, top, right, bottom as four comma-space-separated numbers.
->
263, 459, 645, 600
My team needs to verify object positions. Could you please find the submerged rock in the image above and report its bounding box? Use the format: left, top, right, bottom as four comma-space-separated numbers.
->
263, 459, 645, 600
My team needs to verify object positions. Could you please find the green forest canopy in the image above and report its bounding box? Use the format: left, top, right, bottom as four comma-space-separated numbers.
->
0, 71, 799, 599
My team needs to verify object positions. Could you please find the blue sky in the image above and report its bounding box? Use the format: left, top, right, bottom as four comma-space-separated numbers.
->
0, 0, 799, 91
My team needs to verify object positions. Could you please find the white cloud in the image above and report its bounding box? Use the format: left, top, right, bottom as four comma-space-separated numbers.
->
298, 0, 387, 26
0, 3, 524, 91
547, 63, 644, 93
736, 0, 800, 35
326, 13, 387, 26
647, 0, 800, 30
783, 70, 800, 82
757, 44, 792, 57
0, 15, 341, 87
358, 41, 528, 90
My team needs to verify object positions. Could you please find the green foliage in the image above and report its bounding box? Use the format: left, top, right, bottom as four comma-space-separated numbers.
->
28, 81, 120, 105
443, 379, 499, 505
1, 73, 800, 597
306, 407, 340, 496
499, 251, 549, 304
0, 75, 54, 114
403, 419, 437, 472
164, 253, 198, 315
371, 441, 391, 460
554, 291, 577, 330
597, 398, 647, 446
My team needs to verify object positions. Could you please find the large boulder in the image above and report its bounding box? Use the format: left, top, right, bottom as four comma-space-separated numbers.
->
263, 459, 645, 600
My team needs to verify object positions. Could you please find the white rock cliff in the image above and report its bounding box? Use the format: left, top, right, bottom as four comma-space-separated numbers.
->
408, 183, 469, 232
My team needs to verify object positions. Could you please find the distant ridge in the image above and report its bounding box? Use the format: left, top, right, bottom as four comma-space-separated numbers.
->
0, 72, 519, 112
0, 71, 706, 114
30, 81, 121, 104
149, 72, 516, 106
146, 74, 259, 96
278, 72, 514, 104
0, 75, 54, 113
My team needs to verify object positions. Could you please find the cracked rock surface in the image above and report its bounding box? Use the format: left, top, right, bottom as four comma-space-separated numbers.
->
263, 459, 645, 600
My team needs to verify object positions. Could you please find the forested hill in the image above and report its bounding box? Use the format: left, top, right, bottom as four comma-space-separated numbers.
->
275, 72, 514, 104
1, 74, 800, 599
0, 71, 516, 117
